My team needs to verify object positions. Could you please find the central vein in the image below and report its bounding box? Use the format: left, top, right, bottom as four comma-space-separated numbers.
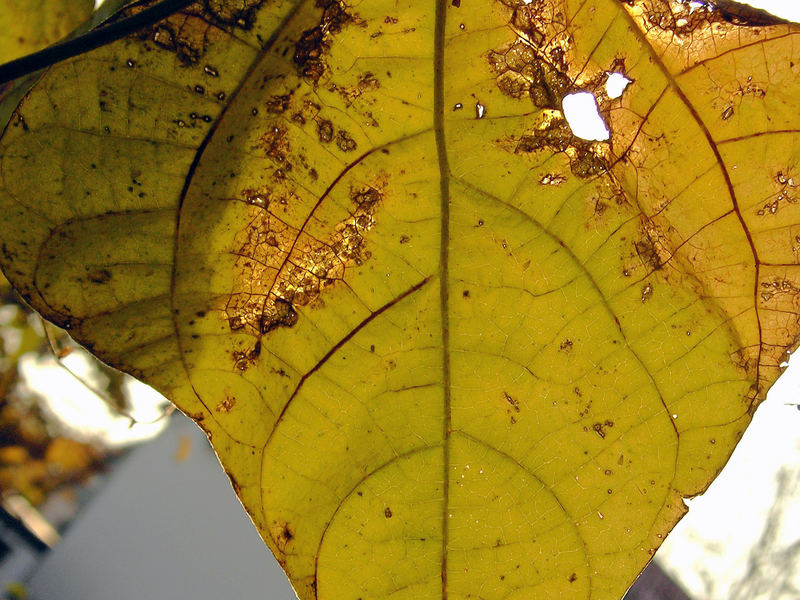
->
433, 1, 451, 598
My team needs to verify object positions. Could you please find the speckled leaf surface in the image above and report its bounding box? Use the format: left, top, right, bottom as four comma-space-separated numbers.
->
1, 1, 799, 598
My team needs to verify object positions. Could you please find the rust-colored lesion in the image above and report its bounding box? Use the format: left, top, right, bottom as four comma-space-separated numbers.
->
490, 1, 573, 109
215, 395, 237, 413
489, 1, 623, 178
757, 171, 798, 217
293, 0, 358, 84
495, 112, 611, 178
224, 177, 386, 339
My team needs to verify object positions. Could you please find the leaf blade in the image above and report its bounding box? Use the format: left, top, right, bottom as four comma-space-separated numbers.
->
2, 1, 800, 599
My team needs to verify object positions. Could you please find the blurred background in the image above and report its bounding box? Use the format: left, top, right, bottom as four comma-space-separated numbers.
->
0, 0, 798, 599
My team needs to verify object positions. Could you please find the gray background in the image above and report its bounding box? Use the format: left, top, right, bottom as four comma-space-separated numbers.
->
26, 415, 296, 600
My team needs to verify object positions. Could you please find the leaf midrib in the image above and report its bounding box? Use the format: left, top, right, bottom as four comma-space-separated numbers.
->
433, 1, 451, 598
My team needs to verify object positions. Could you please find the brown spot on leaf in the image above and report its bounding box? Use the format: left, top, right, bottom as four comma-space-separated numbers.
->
132, 6, 224, 66
757, 171, 797, 217
635, 219, 672, 272
641, 282, 653, 302
232, 340, 263, 371
504, 392, 520, 413
721, 105, 734, 120
497, 114, 609, 178
539, 172, 567, 186
316, 118, 334, 143
259, 126, 290, 162
490, 1, 574, 109
225, 176, 386, 336
630, 0, 787, 37
216, 396, 236, 413
592, 420, 614, 439
335, 129, 357, 152
270, 520, 295, 556
88, 269, 112, 284
329, 71, 381, 106
265, 94, 292, 114
282, 524, 293, 541
293, 1, 355, 84
260, 299, 298, 334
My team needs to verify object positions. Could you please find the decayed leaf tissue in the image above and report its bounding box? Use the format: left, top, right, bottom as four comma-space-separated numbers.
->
1, 0, 799, 598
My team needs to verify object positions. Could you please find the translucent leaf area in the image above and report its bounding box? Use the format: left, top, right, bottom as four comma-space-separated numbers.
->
2, 1, 800, 599
0, 0, 94, 61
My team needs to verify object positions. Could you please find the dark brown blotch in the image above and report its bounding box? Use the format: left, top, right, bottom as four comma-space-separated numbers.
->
316, 118, 334, 143
293, 1, 354, 83
88, 269, 112, 284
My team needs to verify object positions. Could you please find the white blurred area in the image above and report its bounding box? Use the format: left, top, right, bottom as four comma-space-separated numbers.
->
17, 351, 168, 448
0, 302, 168, 447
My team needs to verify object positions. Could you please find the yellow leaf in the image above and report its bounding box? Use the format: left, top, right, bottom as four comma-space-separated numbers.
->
0, 445, 29, 465
0, 0, 95, 62
0, 1, 799, 599
44, 436, 94, 473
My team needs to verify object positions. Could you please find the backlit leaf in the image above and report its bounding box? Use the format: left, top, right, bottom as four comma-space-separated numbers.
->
1, 1, 799, 598
0, 0, 94, 62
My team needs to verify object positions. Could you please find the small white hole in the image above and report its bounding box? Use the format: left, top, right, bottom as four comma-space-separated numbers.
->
562, 92, 609, 141
605, 72, 631, 99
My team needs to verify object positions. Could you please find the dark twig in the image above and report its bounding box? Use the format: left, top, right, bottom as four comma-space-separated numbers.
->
0, 0, 196, 85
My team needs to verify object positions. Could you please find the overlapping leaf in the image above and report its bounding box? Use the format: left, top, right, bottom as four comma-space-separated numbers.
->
1, 0, 799, 598
0, 0, 94, 61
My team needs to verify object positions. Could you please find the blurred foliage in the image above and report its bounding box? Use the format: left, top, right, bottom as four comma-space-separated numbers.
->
0, 272, 109, 508
4, 581, 26, 600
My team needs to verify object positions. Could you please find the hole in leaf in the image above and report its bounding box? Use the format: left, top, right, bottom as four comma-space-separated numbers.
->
605, 72, 631, 99
562, 92, 609, 141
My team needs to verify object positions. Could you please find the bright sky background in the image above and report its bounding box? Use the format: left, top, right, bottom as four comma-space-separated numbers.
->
746, 0, 800, 20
